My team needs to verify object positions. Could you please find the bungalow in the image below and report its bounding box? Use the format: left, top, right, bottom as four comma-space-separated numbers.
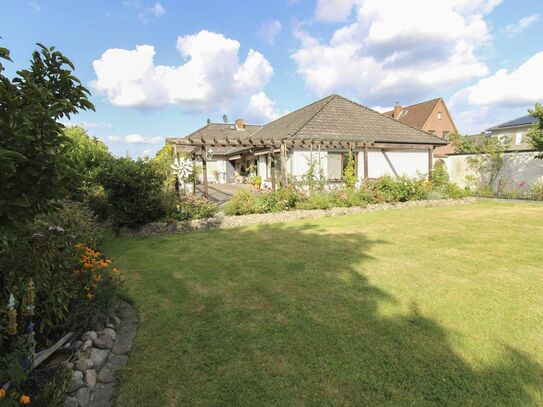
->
166, 94, 448, 195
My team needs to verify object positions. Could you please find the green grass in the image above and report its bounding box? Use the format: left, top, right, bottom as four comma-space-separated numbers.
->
102, 201, 543, 406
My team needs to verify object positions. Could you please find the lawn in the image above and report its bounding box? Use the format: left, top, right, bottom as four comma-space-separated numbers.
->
102, 201, 543, 406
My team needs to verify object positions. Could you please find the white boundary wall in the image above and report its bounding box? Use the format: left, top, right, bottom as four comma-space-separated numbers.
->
447, 151, 543, 191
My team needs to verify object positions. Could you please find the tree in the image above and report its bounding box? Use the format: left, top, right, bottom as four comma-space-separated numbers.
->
0, 43, 94, 243
527, 103, 543, 159
452, 133, 511, 190
64, 125, 112, 199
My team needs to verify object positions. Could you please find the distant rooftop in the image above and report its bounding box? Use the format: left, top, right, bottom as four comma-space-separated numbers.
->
487, 114, 537, 131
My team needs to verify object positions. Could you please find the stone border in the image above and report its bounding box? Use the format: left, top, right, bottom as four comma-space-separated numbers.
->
63, 301, 137, 407
121, 198, 476, 237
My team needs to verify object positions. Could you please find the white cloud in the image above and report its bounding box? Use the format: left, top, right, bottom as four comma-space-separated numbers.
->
292, 0, 501, 105
93, 30, 273, 111
451, 51, 543, 108
504, 14, 539, 36
107, 134, 162, 144
66, 121, 114, 131
123, 1, 165, 23
257, 20, 282, 44
315, 0, 357, 22
244, 92, 288, 122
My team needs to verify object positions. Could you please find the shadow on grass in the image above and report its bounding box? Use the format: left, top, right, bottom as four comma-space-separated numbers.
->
110, 222, 543, 406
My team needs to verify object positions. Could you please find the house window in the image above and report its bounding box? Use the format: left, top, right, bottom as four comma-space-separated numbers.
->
515, 132, 523, 144
443, 131, 450, 140
437, 112, 442, 120
327, 152, 353, 181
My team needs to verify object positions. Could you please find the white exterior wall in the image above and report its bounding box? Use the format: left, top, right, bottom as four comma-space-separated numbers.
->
289, 149, 328, 179
448, 151, 543, 191
358, 149, 429, 179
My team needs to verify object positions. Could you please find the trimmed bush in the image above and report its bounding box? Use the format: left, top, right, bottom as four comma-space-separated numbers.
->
295, 193, 334, 210
369, 176, 428, 202
98, 158, 166, 231
165, 194, 217, 221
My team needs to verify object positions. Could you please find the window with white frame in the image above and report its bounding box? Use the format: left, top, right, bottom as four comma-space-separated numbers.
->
515, 132, 523, 144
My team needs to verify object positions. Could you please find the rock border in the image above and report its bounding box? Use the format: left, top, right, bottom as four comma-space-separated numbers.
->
63, 301, 137, 407
121, 198, 476, 237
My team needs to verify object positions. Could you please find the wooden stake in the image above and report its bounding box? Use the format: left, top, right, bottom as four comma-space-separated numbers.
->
428, 147, 433, 180
363, 143, 369, 179
202, 146, 208, 198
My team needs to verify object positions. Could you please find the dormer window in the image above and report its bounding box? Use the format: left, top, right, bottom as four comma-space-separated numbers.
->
437, 112, 442, 120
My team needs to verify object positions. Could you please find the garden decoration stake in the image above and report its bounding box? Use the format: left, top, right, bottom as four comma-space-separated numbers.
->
7, 293, 17, 335
171, 157, 193, 196
21, 279, 35, 317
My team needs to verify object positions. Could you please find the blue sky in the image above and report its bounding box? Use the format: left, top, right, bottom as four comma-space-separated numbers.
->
2, 0, 543, 157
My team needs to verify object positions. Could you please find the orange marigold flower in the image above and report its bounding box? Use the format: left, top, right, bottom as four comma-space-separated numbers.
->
105, 259, 112, 265
83, 263, 93, 269
94, 274, 102, 282
112, 267, 120, 273
0, 388, 6, 398
86, 292, 94, 300
19, 394, 31, 404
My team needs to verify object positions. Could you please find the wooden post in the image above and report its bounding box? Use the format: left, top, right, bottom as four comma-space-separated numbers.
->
280, 143, 288, 187
428, 147, 433, 180
202, 146, 208, 198
270, 147, 276, 191
363, 143, 369, 179
191, 154, 196, 195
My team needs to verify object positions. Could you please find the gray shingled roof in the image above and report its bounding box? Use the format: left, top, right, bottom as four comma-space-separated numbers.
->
249, 94, 447, 145
167, 95, 448, 150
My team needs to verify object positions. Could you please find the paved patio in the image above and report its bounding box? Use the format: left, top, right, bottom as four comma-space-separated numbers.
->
195, 183, 251, 205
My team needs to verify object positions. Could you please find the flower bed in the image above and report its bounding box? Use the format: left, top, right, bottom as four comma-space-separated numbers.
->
121, 198, 476, 237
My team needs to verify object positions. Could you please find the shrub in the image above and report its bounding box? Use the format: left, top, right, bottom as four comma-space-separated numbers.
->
98, 158, 166, 231
38, 200, 100, 247
295, 192, 334, 210
531, 181, 543, 200
165, 194, 217, 221
430, 165, 450, 190
371, 176, 428, 202
86, 186, 109, 221
249, 175, 262, 189
223, 190, 259, 216
442, 183, 469, 199
274, 187, 301, 211
427, 190, 445, 200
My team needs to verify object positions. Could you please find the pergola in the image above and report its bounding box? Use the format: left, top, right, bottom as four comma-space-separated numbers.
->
167, 135, 436, 198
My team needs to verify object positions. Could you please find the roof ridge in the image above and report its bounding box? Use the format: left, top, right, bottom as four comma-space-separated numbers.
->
290, 94, 338, 138
336, 95, 448, 144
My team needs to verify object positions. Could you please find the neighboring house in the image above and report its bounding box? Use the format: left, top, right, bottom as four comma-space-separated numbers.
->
384, 98, 458, 158
447, 114, 543, 192
486, 114, 538, 150
166, 94, 448, 192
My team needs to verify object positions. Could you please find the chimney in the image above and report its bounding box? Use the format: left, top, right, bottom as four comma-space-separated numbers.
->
235, 118, 245, 131
393, 102, 402, 119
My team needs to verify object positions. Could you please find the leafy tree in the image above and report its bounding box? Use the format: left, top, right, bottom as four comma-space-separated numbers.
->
64, 125, 112, 199
452, 133, 510, 190
343, 149, 356, 188
527, 103, 543, 159
0, 43, 94, 243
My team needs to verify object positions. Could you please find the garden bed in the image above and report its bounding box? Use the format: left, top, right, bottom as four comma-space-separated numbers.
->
120, 197, 476, 236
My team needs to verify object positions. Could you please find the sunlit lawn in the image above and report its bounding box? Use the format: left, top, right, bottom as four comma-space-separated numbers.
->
103, 201, 543, 406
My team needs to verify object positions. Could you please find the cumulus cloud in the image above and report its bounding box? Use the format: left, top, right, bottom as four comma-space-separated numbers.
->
92, 30, 273, 111
315, 0, 357, 22
107, 134, 161, 144
292, 0, 500, 105
244, 92, 288, 122
257, 20, 282, 44
450, 51, 543, 108
504, 14, 539, 37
